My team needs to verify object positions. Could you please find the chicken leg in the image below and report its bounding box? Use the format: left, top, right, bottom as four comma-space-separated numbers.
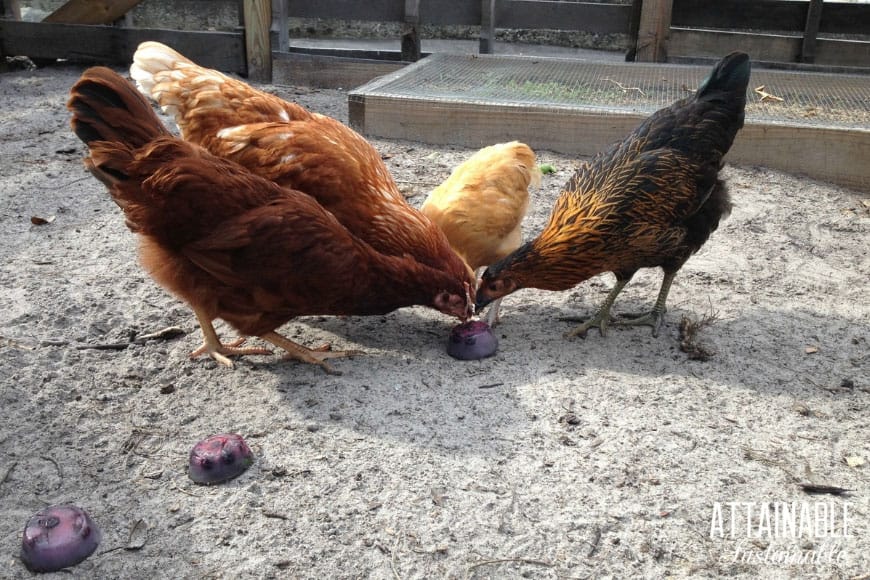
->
610, 270, 676, 337
190, 309, 272, 367
561, 270, 676, 339
561, 278, 629, 338
260, 331, 363, 375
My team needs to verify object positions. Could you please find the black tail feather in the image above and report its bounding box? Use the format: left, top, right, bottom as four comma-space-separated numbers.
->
696, 52, 751, 102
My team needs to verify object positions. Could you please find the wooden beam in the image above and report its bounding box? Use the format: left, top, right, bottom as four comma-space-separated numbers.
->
495, 1, 631, 34
401, 0, 421, 62
0, 21, 245, 72
274, 52, 404, 89
635, 0, 673, 62
800, 0, 823, 64
43, 0, 143, 24
669, 27, 870, 68
672, 0, 870, 36
244, 0, 272, 82
480, 0, 495, 54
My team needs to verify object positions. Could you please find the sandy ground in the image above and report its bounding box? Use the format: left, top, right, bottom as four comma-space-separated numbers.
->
0, 63, 868, 580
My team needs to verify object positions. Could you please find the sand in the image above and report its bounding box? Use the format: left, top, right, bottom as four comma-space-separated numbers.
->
0, 63, 868, 579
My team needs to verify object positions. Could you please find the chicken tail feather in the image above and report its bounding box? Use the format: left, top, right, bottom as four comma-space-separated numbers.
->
68, 66, 170, 150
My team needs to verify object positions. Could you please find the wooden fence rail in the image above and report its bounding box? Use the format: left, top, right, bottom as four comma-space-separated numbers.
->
0, 0, 867, 83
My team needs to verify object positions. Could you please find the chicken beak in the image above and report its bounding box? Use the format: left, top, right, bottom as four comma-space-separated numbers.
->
475, 293, 493, 313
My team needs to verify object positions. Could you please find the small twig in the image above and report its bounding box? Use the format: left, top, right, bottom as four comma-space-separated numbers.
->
76, 342, 130, 351
753, 85, 784, 103
466, 557, 554, 576
126, 519, 148, 551
0, 337, 35, 350
390, 536, 403, 580
584, 526, 602, 557
477, 382, 503, 389
76, 326, 186, 351
602, 78, 646, 96
133, 326, 186, 343
799, 483, 853, 496
41, 455, 63, 489
262, 511, 290, 520
394, 179, 439, 188
0, 461, 18, 489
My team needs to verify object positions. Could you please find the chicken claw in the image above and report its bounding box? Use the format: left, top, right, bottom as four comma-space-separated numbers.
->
560, 278, 628, 339
189, 337, 272, 368
191, 310, 272, 367
260, 331, 363, 375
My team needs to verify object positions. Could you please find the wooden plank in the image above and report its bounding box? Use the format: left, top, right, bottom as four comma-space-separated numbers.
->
274, 51, 404, 89
281, 0, 632, 30
669, 28, 870, 69
672, 0, 870, 36
800, 0, 823, 64
350, 94, 869, 191
496, 1, 632, 35
635, 0, 673, 62
43, 0, 143, 24
730, 123, 869, 192
287, 0, 403, 22
0, 21, 245, 73
244, 0, 271, 82
479, 0, 494, 54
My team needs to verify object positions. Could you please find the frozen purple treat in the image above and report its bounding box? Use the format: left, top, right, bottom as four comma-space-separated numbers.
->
447, 320, 498, 360
20, 505, 101, 572
188, 433, 254, 485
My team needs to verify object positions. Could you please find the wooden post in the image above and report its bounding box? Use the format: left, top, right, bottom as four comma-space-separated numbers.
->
276, 0, 288, 52
244, 0, 272, 82
479, 0, 495, 54
800, 0, 823, 64
2, 0, 22, 20
624, 0, 644, 61
635, 0, 672, 62
401, 0, 421, 62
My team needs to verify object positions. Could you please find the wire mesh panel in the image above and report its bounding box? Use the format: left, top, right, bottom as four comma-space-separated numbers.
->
356, 53, 870, 129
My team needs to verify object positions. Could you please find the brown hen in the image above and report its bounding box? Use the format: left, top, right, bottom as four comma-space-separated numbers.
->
476, 52, 751, 337
421, 141, 540, 325
130, 41, 475, 297
68, 67, 473, 373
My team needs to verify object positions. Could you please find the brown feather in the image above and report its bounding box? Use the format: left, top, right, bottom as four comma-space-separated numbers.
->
131, 41, 474, 292
68, 68, 475, 353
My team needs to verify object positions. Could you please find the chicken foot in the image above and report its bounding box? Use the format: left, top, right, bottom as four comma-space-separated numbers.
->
260, 331, 363, 375
610, 271, 676, 337
190, 309, 272, 367
561, 278, 629, 338
561, 271, 676, 338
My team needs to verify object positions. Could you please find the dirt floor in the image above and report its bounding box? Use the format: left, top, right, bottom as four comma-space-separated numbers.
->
0, 63, 868, 579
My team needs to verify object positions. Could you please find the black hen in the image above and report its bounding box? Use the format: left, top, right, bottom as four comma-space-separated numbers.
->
476, 52, 751, 337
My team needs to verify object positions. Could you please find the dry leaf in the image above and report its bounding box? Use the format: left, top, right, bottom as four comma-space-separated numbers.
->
30, 215, 55, 225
